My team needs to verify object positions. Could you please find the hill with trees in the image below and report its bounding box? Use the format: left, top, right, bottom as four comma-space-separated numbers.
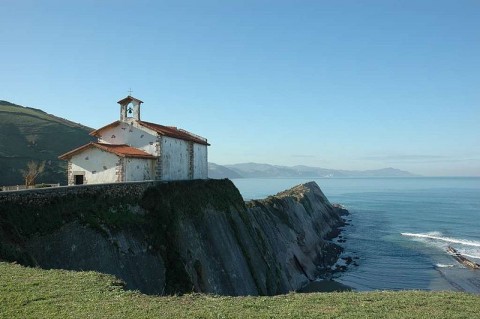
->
0, 100, 94, 186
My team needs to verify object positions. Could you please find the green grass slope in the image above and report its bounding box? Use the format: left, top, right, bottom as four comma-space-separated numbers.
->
1, 262, 479, 319
0, 100, 94, 186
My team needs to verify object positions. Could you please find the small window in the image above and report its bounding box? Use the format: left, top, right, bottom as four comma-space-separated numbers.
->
74, 175, 84, 185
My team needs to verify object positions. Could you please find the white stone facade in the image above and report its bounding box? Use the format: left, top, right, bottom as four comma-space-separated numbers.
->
193, 143, 208, 179
67, 147, 156, 185
96, 121, 158, 155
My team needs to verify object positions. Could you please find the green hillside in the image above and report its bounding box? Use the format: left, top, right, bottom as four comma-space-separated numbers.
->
1, 262, 479, 318
0, 100, 94, 186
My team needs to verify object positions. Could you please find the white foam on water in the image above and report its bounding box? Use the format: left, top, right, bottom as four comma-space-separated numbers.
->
459, 252, 480, 260
401, 232, 480, 248
435, 264, 455, 268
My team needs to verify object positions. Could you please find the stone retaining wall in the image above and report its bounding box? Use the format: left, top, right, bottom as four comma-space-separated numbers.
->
0, 181, 158, 206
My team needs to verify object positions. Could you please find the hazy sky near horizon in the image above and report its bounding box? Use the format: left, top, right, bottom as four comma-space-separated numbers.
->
1, 0, 479, 176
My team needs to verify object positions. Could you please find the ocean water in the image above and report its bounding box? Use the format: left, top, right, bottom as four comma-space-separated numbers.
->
231, 177, 480, 293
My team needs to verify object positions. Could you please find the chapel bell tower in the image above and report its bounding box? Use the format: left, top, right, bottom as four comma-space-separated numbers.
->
118, 95, 143, 122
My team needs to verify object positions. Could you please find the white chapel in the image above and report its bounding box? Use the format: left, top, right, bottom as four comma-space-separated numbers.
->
59, 96, 209, 185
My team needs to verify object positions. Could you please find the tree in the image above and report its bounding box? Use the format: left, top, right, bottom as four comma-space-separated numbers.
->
22, 160, 45, 187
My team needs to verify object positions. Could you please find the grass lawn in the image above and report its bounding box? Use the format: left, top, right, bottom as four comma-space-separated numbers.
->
1, 261, 479, 318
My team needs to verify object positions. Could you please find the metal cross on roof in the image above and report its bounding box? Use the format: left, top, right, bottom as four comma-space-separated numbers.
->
128, 88, 133, 96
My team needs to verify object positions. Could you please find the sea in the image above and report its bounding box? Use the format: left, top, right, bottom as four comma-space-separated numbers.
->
231, 177, 480, 293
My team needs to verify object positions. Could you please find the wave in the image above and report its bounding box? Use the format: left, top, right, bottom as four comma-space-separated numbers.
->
435, 263, 455, 268
460, 253, 480, 260
401, 232, 480, 248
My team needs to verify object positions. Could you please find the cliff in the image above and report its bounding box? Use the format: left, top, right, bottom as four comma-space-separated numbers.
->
0, 179, 346, 296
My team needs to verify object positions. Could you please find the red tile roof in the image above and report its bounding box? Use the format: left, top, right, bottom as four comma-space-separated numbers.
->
59, 142, 157, 160
138, 121, 210, 145
89, 121, 121, 137
117, 95, 143, 105
90, 120, 210, 145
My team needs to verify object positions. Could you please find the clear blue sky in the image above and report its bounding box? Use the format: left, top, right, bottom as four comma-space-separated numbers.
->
1, 0, 479, 176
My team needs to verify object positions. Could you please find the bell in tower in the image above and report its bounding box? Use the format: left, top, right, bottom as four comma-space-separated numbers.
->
117, 95, 143, 122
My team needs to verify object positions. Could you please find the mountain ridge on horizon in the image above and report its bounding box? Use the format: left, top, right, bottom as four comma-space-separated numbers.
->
208, 162, 419, 179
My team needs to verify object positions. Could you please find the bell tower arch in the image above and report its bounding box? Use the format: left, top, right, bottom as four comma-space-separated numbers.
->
117, 95, 143, 122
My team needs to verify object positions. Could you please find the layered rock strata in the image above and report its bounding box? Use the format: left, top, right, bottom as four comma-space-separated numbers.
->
0, 179, 346, 295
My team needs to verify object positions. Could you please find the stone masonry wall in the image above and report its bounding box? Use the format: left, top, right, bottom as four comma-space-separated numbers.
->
0, 181, 157, 207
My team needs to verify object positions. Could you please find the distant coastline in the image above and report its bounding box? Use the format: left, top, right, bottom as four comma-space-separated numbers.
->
209, 162, 418, 179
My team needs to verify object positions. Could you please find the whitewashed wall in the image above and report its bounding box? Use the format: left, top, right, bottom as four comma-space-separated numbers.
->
69, 148, 120, 185
92, 121, 209, 181
97, 122, 159, 155
124, 158, 155, 181
193, 144, 208, 179
161, 136, 190, 181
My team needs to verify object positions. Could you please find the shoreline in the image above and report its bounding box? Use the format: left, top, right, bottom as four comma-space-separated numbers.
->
298, 204, 356, 293
297, 279, 353, 293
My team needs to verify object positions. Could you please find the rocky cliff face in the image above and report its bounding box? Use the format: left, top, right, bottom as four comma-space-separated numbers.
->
244, 182, 345, 292
0, 179, 346, 296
